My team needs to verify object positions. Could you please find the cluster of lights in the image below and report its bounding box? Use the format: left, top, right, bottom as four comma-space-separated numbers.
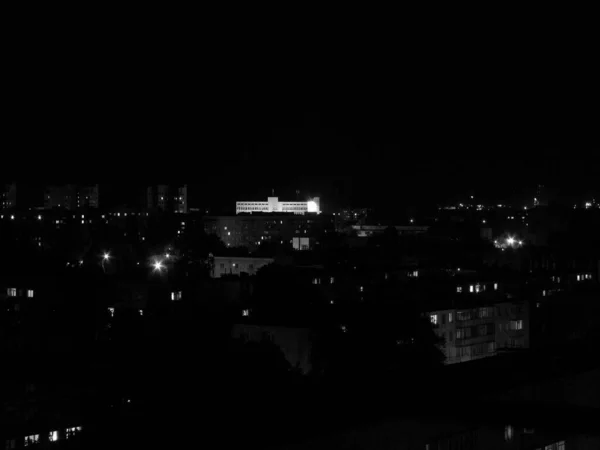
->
494, 236, 524, 249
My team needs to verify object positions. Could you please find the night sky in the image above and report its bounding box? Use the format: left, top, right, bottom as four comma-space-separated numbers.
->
6, 51, 599, 213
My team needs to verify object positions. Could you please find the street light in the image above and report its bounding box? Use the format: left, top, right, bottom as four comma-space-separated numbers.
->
152, 260, 165, 273
101, 252, 111, 273
506, 237, 515, 245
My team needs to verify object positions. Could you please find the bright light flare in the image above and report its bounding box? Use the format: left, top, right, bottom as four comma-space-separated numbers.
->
152, 260, 165, 272
307, 200, 318, 213
506, 237, 515, 245
102, 252, 110, 261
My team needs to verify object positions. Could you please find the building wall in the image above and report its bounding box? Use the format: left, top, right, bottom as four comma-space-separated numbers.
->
204, 214, 333, 250
44, 185, 99, 210
212, 256, 273, 278
1, 183, 17, 209
430, 300, 529, 365
146, 184, 188, 213
236, 197, 320, 215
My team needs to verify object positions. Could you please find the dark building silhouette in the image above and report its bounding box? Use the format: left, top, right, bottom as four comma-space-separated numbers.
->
146, 184, 188, 213
44, 184, 99, 210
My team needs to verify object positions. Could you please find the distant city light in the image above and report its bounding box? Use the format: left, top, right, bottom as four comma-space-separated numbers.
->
165, 253, 170, 259
37, 215, 42, 220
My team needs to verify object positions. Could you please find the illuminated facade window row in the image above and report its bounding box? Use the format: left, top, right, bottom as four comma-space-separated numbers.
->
236, 197, 320, 215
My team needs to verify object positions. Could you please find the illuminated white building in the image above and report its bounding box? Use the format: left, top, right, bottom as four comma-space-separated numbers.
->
236, 197, 320, 215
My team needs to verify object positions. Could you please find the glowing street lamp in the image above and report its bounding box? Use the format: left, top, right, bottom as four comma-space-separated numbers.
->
101, 252, 111, 273
506, 237, 515, 245
152, 260, 165, 273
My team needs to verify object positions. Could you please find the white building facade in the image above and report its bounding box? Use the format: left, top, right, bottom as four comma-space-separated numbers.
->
236, 197, 320, 215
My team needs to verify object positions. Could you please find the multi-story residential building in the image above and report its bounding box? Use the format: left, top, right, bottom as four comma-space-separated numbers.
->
44, 184, 99, 210
203, 213, 334, 251
351, 225, 429, 237
146, 184, 188, 213
236, 197, 320, 215
334, 207, 371, 232
1, 183, 17, 209
211, 256, 274, 278
428, 297, 529, 365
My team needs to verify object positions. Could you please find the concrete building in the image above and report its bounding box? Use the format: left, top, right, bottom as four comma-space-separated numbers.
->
351, 225, 429, 237
211, 256, 274, 278
236, 197, 320, 215
1, 183, 17, 210
428, 296, 529, 365
146, 184, 188, 213
204, 213, 334, 250
44, 184, 99, 210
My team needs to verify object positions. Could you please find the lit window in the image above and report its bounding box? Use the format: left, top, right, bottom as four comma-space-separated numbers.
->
48, 430, 58, 442
171, 291, 182, 301
457, 286, 462, 293
504, 425, 513, 441
430, 314, 438, 325
24, 435, 39, 446
330, 277, 335, 284
108, 307, 114, 317
27, 290, 34, 298
469, 285, 474, 293
65, 427, 82, 439
448, 312, 453, 323
228, 232, 231, 236
359, 286, 364, 292
242, 309, 250, 317
494, 283, 498, 291
7, 288, 16, 297
577, 275, 581, 281
542, 290, 546, 297
139, 309, 143, 316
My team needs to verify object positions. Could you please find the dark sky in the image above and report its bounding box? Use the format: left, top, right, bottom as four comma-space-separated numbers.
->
6, 42, 599, 212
